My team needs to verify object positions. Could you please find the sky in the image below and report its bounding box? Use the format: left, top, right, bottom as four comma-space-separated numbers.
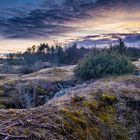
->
0, 0, 140, 53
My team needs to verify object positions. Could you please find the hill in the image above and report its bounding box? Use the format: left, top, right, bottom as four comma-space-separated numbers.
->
0, 62, 140, 139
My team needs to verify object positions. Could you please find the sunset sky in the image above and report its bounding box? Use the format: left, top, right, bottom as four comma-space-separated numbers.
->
0, 0, 140, 53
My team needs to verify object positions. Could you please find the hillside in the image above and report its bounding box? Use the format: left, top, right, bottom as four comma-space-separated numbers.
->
0, 62, 140, 140
0, 65, 76, 109
0, 65, 75, 85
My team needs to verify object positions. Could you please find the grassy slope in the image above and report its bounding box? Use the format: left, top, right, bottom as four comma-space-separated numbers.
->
0, 74, 140, 140
0, 65, 76, 109
0, 61, 139, 139
0, 65, 75, 86
0, 74, 19, 86
21, 65, 75, 82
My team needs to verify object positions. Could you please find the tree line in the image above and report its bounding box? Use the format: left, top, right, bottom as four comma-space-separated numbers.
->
5, 39, 140, 66
6, 43, 91, 65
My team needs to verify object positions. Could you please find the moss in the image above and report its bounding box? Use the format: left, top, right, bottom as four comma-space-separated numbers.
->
97, 106, 116, 124
61, 108, 86, 126
63, 119, 101, 140
63, 121, 101, 140
75, 127, 100, 140
71, 95, 85, 103
60, 107, 103, 140
83, 100, 99, 110
60, 97, 127, 140
23, 128, 31, 136
101, 93, 116, 101
88, 127, 100, 140
98, 112, 113, 123
101, 93, 117, 105
63, 120, 75, 133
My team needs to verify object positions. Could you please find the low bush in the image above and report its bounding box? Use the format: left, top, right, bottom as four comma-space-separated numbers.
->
74, 52, 135, 80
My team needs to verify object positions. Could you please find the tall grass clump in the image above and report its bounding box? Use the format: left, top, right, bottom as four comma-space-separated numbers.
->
74, 52, 135, 80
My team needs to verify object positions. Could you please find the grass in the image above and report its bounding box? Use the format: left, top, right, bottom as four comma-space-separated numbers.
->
101, 93, 117, 104
0, 70, 139, 140
59, 91, 130, 140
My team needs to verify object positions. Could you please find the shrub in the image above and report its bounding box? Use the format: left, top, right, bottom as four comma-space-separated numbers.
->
20, 66, 34, 74
74, 52, 135, 80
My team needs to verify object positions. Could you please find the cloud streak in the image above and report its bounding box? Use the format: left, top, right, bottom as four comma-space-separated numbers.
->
76, 33, 140, 48
0, 0, 97, 39
0, 0, 140, 41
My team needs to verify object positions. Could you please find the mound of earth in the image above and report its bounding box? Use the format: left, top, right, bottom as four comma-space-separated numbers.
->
0, 75, 139, 140
0, 65, 76, 109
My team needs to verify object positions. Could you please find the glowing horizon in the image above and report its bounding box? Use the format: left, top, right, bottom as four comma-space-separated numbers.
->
0, 0, 140, 53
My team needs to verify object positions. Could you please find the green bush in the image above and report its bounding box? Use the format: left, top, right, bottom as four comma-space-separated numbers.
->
74, 52, 135, 80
